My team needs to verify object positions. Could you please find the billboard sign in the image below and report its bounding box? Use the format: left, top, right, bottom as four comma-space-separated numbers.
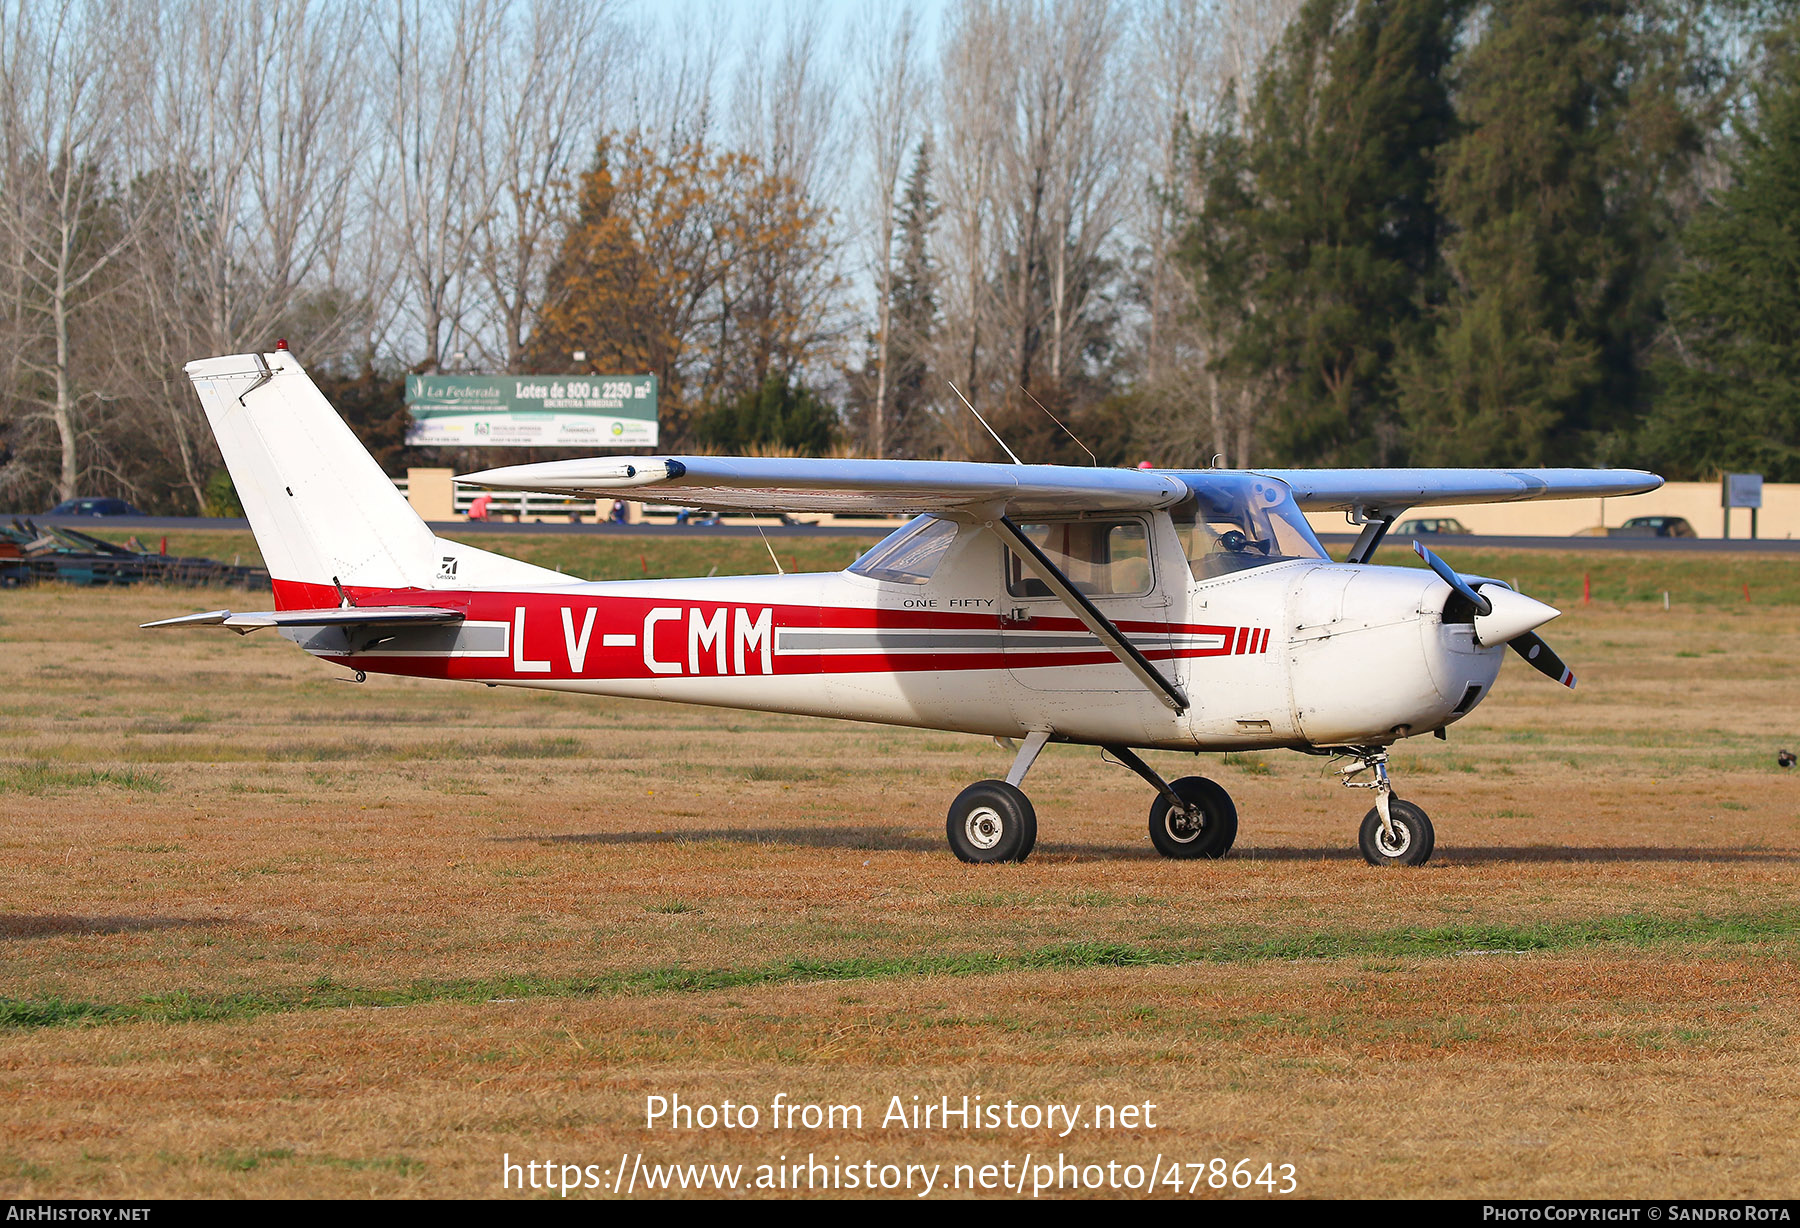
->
1723, 473, 1763, 509
404, 375, 658, 447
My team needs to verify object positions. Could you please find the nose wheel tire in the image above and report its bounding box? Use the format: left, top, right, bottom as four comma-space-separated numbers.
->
1358, 799, 1434, 866
946, 780, 1038, 864
1148, 776, 1238, 860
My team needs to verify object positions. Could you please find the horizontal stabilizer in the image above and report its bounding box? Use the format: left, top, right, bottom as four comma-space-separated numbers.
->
142, 606, 464, 634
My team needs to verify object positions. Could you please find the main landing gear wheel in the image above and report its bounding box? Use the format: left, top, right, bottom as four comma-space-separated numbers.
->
946, 780, 1038, 864
1358, 799, 1434, 867
1147, 776, 1238, 860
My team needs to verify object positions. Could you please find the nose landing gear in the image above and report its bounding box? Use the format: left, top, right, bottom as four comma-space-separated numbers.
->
1338, 749, 1434, 866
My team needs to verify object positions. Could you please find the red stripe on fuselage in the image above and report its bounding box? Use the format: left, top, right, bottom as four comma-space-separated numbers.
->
276, 579, 1269, 684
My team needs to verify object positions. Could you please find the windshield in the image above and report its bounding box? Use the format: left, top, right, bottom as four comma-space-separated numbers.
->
848, 515, 958, 584
1174, 474, 1327, 580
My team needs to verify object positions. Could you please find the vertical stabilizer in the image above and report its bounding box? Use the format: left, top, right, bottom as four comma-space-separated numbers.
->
185, 351, 438, 597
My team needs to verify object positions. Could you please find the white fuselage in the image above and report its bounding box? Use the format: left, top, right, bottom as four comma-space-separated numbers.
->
285, 516, 1504, 753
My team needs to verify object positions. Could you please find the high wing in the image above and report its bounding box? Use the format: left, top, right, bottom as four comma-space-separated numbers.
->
457, 456, 1190, 517
1252, 467, 1663, 513
462, 456, 1661, 519
142, 606, 464, 635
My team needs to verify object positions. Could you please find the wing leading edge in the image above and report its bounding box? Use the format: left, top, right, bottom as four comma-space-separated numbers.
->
457, 456, 1190, 517
1250, 467, 1663, 513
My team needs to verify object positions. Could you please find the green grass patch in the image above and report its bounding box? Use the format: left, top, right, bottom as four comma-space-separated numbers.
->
310, 1154, 425, 1176
6, 907, 1797, 1034
741, 763, 825, 782
0, 764, 165, 794
211, 1147, 295, 1172
386, 736, 581, 761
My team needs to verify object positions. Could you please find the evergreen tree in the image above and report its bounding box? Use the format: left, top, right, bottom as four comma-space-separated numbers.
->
696, 375, 839, 454
887, 140, 941, 456
1183, 0, 1466, 465
1398, 0, 1714, 465
845, 140, 941, 457
1642, 20, 1800, 480
313, 362, 415, 476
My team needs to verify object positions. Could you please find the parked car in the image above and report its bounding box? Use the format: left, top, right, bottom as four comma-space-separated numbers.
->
47, 497, 146, 517
1608, 516, 1696, 539
1395, 517, 1471, 536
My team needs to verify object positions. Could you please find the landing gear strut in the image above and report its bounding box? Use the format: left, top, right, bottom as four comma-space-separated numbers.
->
941, 735, 1244, 864
1337, 749, 1434, 866
1106, 745, 1238, 860
944, 731, 1049, 863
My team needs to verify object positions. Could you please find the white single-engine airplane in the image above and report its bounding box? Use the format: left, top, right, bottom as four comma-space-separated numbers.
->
148, 350, 1662, 867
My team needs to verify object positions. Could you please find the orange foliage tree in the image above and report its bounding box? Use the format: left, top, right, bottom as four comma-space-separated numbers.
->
529, 132, 842, 445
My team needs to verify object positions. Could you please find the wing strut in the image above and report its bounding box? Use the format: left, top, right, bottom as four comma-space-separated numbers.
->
1345, 507, 1400, 564
988, 516, 1189, 714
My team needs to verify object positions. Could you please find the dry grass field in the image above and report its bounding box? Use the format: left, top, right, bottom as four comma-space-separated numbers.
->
2, 538, 1798, 1198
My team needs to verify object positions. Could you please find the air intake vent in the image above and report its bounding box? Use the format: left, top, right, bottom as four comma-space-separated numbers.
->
1452, 684, 1483, 715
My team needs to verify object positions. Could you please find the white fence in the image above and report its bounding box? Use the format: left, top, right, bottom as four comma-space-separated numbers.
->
393, 476, 604, 521
391, 474, 904, 528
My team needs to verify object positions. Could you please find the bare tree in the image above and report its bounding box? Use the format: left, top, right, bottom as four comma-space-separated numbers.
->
721, 6, 849, 395
936, 0, 1010, 450
622, 1, 725, 157
855, 2, 922, 456
1036, 0, 1129, 390
1118, 0, 1302, 466
119, 0, 376, 509
475, 0, 619, 372
383, 0, 507, 373
730, 6, 839, 209
0, 0, 153, 501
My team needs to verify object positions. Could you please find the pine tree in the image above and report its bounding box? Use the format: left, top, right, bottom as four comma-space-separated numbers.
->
886, 140, 940, 456
1398, 0, 1712, 465
1183, 0, 1466, 465
1642, 21, 1800, 480
844, 139, 941, 457
696, 375, 839, 454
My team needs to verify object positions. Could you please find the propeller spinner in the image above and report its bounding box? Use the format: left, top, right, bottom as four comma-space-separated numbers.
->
1412, 541, 1576, 689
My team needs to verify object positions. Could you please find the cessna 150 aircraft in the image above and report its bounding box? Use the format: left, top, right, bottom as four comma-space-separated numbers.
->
148, 350, 1661, 867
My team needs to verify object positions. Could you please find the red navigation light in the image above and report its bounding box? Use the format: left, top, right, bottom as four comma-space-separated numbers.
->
276, 339, 289, 351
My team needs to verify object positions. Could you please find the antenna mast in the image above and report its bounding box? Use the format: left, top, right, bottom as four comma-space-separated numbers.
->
1019, 385, 1095, 465
947, 381, 1022, 465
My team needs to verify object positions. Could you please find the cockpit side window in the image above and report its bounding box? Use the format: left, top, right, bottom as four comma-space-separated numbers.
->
1003, 519, 1153, 598
1173, 475, 1327, 580
848, 515, 958, 585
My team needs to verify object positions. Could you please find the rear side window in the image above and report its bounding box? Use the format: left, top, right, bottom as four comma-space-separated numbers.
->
848, 516, 958, 585
1004, 520, 1152, 598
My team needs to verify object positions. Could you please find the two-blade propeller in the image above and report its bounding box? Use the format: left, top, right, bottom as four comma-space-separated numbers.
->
1412, 541, 1577, 689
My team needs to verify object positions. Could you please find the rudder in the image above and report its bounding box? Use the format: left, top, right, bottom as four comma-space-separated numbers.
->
186, 351, 441, 601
